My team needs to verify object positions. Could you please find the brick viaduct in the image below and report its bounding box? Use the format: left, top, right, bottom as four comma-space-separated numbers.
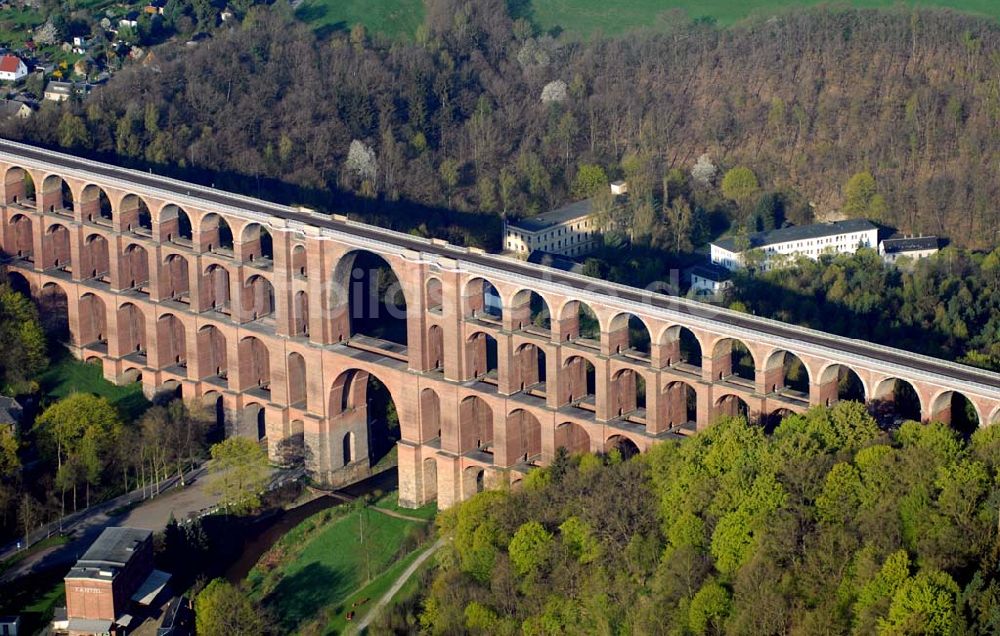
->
0, 140, 998, 509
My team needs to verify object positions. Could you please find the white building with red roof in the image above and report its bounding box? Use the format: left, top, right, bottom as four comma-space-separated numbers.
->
0, 55, 27, 82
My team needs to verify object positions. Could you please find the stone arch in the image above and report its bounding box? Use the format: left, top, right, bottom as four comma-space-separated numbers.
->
929, 390, 981, 438
463, 277, 502, 320
199, 212, 234, 253
238, 336, 271, 393
121, 367, 142, 384
426, 277, 443, 312
463, 465, 486, 496
7, 213, 33, 259
116, 302, 146, 354
291, 244, 307, 277
43, 222, 71, 270
426, 325, 443, 370
240, 222, 273, 262
764, 408, 797, 432
159, 204, 193, 243
561, 355, 596, 406
82, 233, 111, 281
716, 393, 750, 421
512, 343, 546, 393
510, 289, 551, 332
657, 325, 704, 368
327, 368, 401, 468
610, 368, 645, 417
287, 352, 307, 408
459, 395, 493, 454
991, 406, 1000, 427
3, 165, 35, 204
39, 281, 69, 341
554, 422, 590, 455
608, 313, 652, 357
605, 434, 640, 459
119, 194, 152, 234
121, 243, 149, 290
762, 349, 810, 395
163, 254, 190, 302
156, 313, 186, 367
816, 363, 867, 406
80, 184, 113, 224
557, 299, 601, 343
292, 291, 309, 336
871, 377, 923, 424
505, 409, 541, 464
466, 332, 498, 381
6, 271, 30, 297
203, 264, 231, 313
242, 403, 266, 441
201, 391, 226, 439
242, 274, 275, 320
78, 293, 107, 346
420, 388, 441, 440
710, 337, 756, 383
197, 325, 228, 379
40, 174, 72, 213
329, 249, 408, 346
663, 380, 697, 428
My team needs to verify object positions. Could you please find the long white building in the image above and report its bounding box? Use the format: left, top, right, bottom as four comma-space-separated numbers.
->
711, 219, 878, 271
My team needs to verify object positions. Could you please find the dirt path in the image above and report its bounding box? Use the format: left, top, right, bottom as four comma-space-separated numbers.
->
353, 537, 447, 633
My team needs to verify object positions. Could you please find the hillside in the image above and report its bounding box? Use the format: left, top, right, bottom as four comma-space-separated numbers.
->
8, 2, 1000, 248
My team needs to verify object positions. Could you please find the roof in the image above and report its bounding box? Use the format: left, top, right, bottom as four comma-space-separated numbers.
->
509, 199, 594, 232
67, 618, 114, 633
0, 54, 22, 73
68, 527, 151, 580
690, 263, 732, 282
45, 81, 73, 94
882, 236, 939, 254
0, 395, 21, 424
131, 569, 171, 605
713, 219, 878, 252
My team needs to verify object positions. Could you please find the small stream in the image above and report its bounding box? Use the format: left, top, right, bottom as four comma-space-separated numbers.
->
223, 468, 400, 582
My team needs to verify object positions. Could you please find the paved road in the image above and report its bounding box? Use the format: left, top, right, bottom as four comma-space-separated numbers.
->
352, 537, 447, 634
2, 139, 998, 394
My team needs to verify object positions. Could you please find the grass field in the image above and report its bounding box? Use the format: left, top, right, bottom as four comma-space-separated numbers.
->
246, 492, 436, 633
294, 0, 1000, 39
37, 346, 150, 420
294, 0, 424, 38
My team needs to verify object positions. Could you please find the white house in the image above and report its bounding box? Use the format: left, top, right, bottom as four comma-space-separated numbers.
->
689, 263, 733, 297
710, 219, 879, 271
879, 236, 939, 265
0, 55, 28, 82
504, 187, 629, 259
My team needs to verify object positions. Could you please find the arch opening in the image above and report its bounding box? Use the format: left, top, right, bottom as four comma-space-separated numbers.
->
716, 394, 750, 422
463, 465, 486, 496
292, 244, 307, 277
163, 254, 191, 303
426, 277, 443, 312
239, 336, 271, 397
83, 234, 111, 282
871, 378, 922, 427
39, 282, 69, 342
663, 380, 697, 429
79, 293, 108, 346
930, 391, 980, 439
611, 368, 646, 419
200, 213, 234, 253
160, 204, 193, 244
555, 422, 590, 455
156, 313, 185, 368
197, 325, 228, 383
560, 300, 600, 345
122, 244, 150, 291
426, 324, 444, 370
420, 388, 441, 441
7, 214, 33, 261
712, 338, 755, 384
117, 302, 146, 356
609, 313, 651, 358
466, 332, 498, 382
240, 223, 273, 263
511, 290, 551, 333
40, 175, 72, 214
81, 184, 112, 224
120, 194, 152, 234
203, 264, 231, 314
506, 409, 542, 464
288, 352, 307, 408
331, 250, 408, 347
513, 343, 546, 395
764, 350, 810, 396
817, 364, 866, 406
328, 370, 400, 469
293, 291, 309, 337
459, 395, 493, 456
606, 435, 639, 460
43, 223, 71, 271
4, 166, 35, 205
242, 274, 275, 321
562, 355, 596, 410
463, 277, 502, 321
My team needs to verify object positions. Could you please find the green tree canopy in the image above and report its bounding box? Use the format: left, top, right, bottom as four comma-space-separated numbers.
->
195, 578, 270, 636
206, 437, 269, 513
721, 166, 759, 210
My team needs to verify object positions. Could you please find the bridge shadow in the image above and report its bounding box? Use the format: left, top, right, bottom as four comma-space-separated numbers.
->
0, 138, 502, 252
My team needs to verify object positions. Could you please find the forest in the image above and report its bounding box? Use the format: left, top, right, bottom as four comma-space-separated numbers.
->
6, 1, 1000, 249
383, 403, 1000, 635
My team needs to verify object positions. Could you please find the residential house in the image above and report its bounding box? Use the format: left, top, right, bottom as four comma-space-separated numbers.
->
879, 235, 940, 265
710, 219, 879, 271
0, 54, 27, 82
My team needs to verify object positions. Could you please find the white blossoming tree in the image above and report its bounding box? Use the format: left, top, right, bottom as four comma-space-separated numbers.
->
345, 139, 378, 197
691, 153, 717, 186
540, 80, 568, 104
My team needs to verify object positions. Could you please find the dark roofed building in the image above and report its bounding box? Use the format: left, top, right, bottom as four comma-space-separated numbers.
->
879, 236, 939, 264
689, 263, 733, 297
65, 527, 170, 635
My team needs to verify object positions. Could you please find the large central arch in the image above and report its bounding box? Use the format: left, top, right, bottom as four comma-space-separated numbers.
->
329, 250, 409, 348
326, 368, 401, 481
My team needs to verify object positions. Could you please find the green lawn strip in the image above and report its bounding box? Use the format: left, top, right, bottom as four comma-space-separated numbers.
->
373, 492, 437, 521
325, 547, 424, 634
0, 571, 66, 635
0, 534, 69, 574
294, 0, 424, 39
37, 348, 150, 420
249, 501, 424, 633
